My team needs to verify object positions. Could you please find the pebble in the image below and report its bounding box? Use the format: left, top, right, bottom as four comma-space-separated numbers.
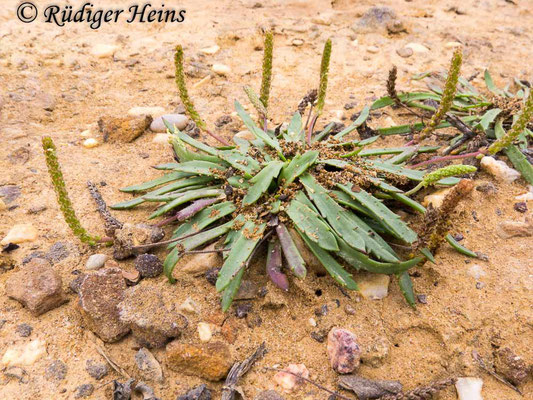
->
113, 223, 164, 260
98, 115, 152, 143
352, 6, 401, 34
255, 391, 284, 400
82, 138, 99, 148
86, 254, 107, 270
6, 258, 66, 315
74, 383, 94, 398
493, 347, 529, 385
339, 375, 402, 398
480, 156, 521, 183
128, 106, 165, 117
200, 45, 220, 55
273, 364, 309, 391
445, 41, 463, 48
358, 274, 390, 300
455, 377, 483, 400
152, 133, 172, 144
2, 340, 46, 366
234, 130, 256, 141
367, 45, 379, 54
515, 185, 533, 201
291, 38, 304, 47
327, 328, 361, 374
47, 241, 72, 264
85, 360, 109, 380
91, 44, 118, 58
312, 13, 333, 26
28, 204, 47, 214
16, 324, 32, 337
1, 224, 38, 245
396, 47, 413, 58
344, 305, 356, 315
197, 322, 213, 342
308, 318, 317, 327
235, 303, 252, 319
166, 341, 233, 381
181, 243, 221, 274
176, 384, 212, 400
80, 129, 92, 138
134, 254, 163, 278
205, 267, 220, 286
179, 297, 200, 314
422, 188, 451, 209
150, 113, 188, 132
135, 347, 163, 382
497, 218, 533, 239
212, 63, 231, 75
0, 185, 21, 204
514, 202, 527, 213
405, 42, 430, 53
45, 360, 67, 381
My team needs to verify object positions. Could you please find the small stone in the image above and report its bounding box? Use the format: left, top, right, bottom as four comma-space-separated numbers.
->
273, 364, 309, 391
150, 114, 188, 132
182, 243, 221, 274
86, 254, 107, 270
480, 156, 521, 183
134, 254, 163, 278
476, 181, 498, 194
234, 130, 255, 141
212, 64, 231, 75
1, 253, 16, 273
98, 115, 152, 143
45, 360, 67, 381
46, 241, 72, 264
361, 337, 389, 368
455, 377, 483, 400
344, 305, 356, 315
197, 322, 213, 342
2, 340, 46, 366
77, 267, 129, 342
312, 13, 333, 26
118, 285, 187, 348
16, 324, 32, 337
74, 383, 94, 398
113, 223, 164, 260
291, 38, 304, 47
152, 133, 172, 144
366, 46, 379, 54
235, 303, 252, 319
327, 328, 361, 374
352, 7, 400, 34
255, 390, 284, 400
497, 218, 533, 239
445, 41, 463, 48
493, 347, 529, 385
28, 204, 47, 214
405, 42, 430, 53
200, 45, 220, 55
310, 330, 327, 343
179, 297, 201, 314
1, 224, 38, 246
358, 274, 390, 300
515, 185, 533, 201
8, 147, 30, 164
80, 129, 92, 138
128, 106, 165, 117
91, 44, 118, 58
82, 138, 99, 148
339, 375, 402, 399
386, 20, 405, 34
4, 366, 28, 382
513, 202, 527, 213
166, 341, 233, 381
6, 258, 66, 315
86, 360, 109, 380
177, 384, 212, 400
0, 185, 21, 204
422, 188, 452, 209
235, 280, 259, 300
396, 47, 413, 58
135, 348, 163, 383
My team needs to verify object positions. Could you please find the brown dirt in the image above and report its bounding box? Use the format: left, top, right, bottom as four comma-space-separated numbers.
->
1, 0, 532, 399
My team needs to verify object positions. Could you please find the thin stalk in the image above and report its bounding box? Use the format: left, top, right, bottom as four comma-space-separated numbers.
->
410, 151, 484, 168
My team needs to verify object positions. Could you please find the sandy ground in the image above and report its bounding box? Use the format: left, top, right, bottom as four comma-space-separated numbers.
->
1, 0, 532, 399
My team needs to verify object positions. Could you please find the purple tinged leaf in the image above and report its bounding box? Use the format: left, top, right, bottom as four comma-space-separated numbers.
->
175, 197, 222, 221
266, 239, 289, 291
275, 223, 307, 279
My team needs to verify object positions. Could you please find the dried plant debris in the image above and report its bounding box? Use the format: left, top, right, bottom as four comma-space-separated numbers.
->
339, 375, 402, 399
378, 377, 457, 400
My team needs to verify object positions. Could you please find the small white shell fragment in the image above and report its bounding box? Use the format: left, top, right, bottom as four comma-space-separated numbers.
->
480, 156, 521, 183
82, 138, 99, 148
197, 322, 213, 342
308, 318, 317, 327
515, 185, 533, 201
90, 44, 118, 58
193, 75, 211, 88
178, 297, 200, 314
2, 340, 46, 366
423, 188, 452, 209
212, 63, 231, 75
200, 45, 220, 55
455, 377, 483, 400
1, 224, 38, 245
405, 42, 430, 53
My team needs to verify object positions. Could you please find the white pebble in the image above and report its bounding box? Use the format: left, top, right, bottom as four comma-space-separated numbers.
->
312, 13, 333, 26
455, 377, 483, 400
445, 41, 463, 48
480, 156, 521, 183
367, 45, 379, 54
152, 133, 172, 144
86, 254, 107, 270
350, 39, 359, 48
422, 188, 452, 209
150, 114, 188, 132
82, 138, 99, 148
128, 106, 165, 117
308, 318, 317, 327
197, 322, 213, 342
382, 116, 396, 128
212, 63, 231, 75
80, 129, 92, 138
178, 297, 200, 314
358, 274, 390, 300
405, 42, 430, 53
515, 185, 533, 201
1, 224, 38, 246
2, 340, 46, 366
291, 38, 304, 47
90, 44, 118, 58
200, 45, 220, 55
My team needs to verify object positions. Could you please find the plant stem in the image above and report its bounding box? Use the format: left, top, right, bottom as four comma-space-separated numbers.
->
410, 151, 484, 168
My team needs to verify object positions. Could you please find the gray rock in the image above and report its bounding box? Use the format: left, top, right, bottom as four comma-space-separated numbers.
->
7, 147, 30, 164
45, 360, 67, 381
6, 258, 67, 315
150, 114, 188, 132
74, 384, 94, 398
46, 241, 71, 264
77, 267, 130, 343
352, 7, 401, 34
16, 323, 33, 337
135, 348, 163, 382
176, 384, 212, 400
254, 390, 284, 400
86, 254, 107, 270
86, 360, 109, 380
0, 185, 21, 204
134, 254, 163, 278
396, 47, 413, 58
339, 375, 402, 399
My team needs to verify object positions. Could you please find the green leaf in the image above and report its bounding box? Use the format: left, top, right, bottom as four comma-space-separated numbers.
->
218, 149, 261, 178
333, 105, 370, 139
296, 228, 358, 290
165, 120, 218, 155
397, 271, 416, 308
171, 136, 222, 163
242, 161, 284, 205
149, 188, 224, 219
445, 234, 478, 258
279, 151, 319, 187
216, 220, 266, 291
286, 112, 303, 142
227, 175, 250, 189
221, 268, 245, 312
285, 199, 339, 251
475, 108, 502, 132
494, 119, 533, 184
420, 248, 435, 264
337, 184, 418, 243
371, 92, 441, 110
365, 161, 461, 185
312, 122, 335, 143
173, 160, 226, 176
484, 69, 503, 96
300, 174, 366, 252
120, 171, 191, 193
377, 115, 479, 136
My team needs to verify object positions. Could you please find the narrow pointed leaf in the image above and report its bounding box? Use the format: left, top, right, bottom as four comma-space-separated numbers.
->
333, 105, 370, 139
279, 151, 319, 187
221, 268, 245, 312
120, 171, 191, 193
285, 112, 303, 142
445, 234, 478, 258
149, 188, 224, 219
276, 223, 306, 279
266, 239, 289, 291
397, 271, 416, 308
173, 160, 227, 176
218, 149, 261, 178
242, 161, 284, 205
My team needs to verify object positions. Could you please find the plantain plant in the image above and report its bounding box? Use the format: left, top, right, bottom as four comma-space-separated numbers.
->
110, 36, 476, 311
